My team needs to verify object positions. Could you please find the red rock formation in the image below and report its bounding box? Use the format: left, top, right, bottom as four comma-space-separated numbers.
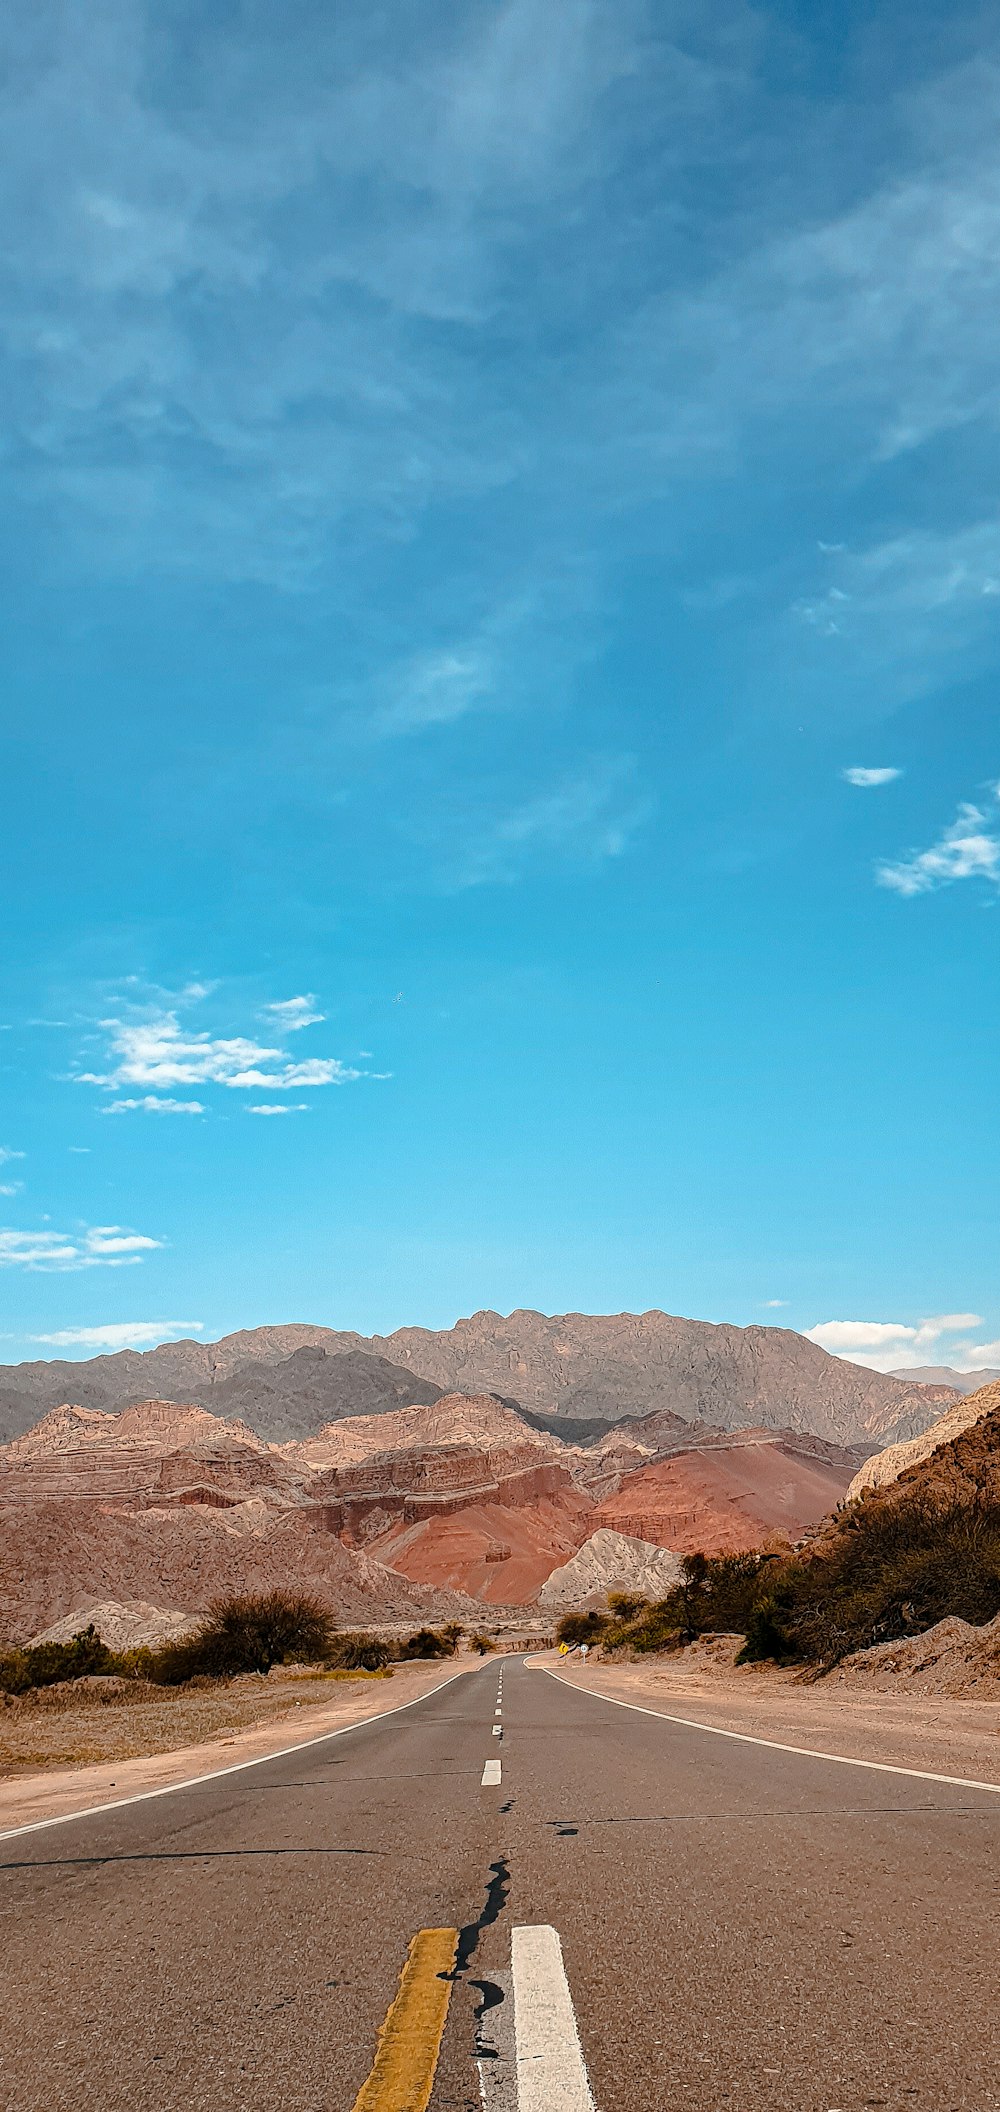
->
593, 1433, 857, 1553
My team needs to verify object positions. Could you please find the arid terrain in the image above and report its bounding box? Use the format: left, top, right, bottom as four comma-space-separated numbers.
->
0, 1383, 867, 1637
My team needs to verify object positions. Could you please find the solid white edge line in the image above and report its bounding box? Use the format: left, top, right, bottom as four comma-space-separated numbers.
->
512, 1924, 596, 2112
533, 1660, 1000, 1797
0, 1662, 482, 1845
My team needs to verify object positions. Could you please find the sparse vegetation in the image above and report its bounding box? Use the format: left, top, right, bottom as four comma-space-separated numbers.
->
326, 1632, 394, 1672
0, 1624, 118, 1696
469, 1631, 496, 1654
400, 1626, 457, 1659
147, 1590, 338, 1683
569, 1459, 1000, 1672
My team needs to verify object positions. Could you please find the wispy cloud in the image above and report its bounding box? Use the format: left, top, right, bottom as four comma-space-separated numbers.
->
877, 791, 1000, 897
0, 1181, 25, 1198
451, 756, 649, 888
263, 996, 325, 1031
371, 647, 494, 738
0, 1148, 26, 1164
953, 1338, 1000, 1370
806, 1313, 984, 1372
105, 1096, 206, 1115
31, 1320, 203, 1350
842, 767, 902, 788
0, 1224, 163, 1272
248, 1103, 310, 1116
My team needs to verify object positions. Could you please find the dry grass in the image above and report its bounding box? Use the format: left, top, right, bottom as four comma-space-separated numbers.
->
0, 1664, 391, 1779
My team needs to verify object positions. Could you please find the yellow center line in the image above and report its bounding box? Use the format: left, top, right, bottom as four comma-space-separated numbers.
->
350, 1926, 458, 2112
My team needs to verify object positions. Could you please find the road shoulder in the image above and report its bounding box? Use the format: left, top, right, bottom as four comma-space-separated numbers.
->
537, 1653, 1000, 1784
0, 1658, 479, 1836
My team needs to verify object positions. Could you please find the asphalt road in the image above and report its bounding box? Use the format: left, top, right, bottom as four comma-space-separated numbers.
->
2, 1655, 1000, 2111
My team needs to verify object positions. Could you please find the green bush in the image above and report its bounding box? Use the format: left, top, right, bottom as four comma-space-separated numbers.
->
327, 1631, 393, 1671
0, 1624, 117, 1696
147, 1591, 337, 1683
555, 1609, 610, 1648
606, 1592, 650, 1624
400, 1627, 456, 1659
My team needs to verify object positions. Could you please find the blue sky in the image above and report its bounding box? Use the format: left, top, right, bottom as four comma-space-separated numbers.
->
2, 0, 999, 1371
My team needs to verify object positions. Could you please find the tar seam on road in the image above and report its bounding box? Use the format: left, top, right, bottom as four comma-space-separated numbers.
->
0, 1662, 483, 1846
538, 1664, 1000, 1797
349, 1926, 458, 2112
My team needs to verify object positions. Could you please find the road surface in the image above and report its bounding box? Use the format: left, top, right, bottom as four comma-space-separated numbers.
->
2, 1654, 999, 2110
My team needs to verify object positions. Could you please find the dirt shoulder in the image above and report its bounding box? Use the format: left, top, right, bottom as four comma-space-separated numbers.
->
539, 1645, 1000, 1786
0, 1657, 479, 1837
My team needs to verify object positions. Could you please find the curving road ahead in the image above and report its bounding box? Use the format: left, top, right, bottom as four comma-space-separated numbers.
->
2, 1655, 999, 2111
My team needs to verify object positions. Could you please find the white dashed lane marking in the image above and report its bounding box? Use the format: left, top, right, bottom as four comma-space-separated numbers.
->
512, 1925, 597, 2111
481, 1758, 502, 1787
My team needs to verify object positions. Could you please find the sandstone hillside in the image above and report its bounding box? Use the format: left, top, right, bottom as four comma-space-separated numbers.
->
592, 1428, 860, 1554
846, 1379, 1000, 1501
0, 1388, 882, 1627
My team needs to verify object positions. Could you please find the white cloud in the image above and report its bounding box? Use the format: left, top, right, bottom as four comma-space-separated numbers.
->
953, 1338, 1000, 1370
31, 1320, 204, 1350
248, 1103, 310, 1115
807, 1313, 985, 1372
762, 1299, 789, 1308
452, 756, 649, 887
0, 1181, 24, 1198
264, 996, 325, 1031
78, 1000, 369, 1099
104, 1096, 206, 1115
0, 1224, 163, 1272
0, 1147, 26, 1163
842, 767, 902, 788
877, 794, 1000, 897
372, 647, 494, 736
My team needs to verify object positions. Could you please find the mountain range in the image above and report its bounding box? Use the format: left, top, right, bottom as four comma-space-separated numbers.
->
0, 1310, 960, 1447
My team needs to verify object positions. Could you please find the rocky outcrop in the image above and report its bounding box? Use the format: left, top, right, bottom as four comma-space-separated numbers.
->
538, 1530, 684, 1609
30, 1600, 196, 1650
846, 1379, 1000, 1501
0, 1402, 303, 1510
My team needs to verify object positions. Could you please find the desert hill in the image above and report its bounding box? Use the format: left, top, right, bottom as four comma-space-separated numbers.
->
0, 1387, 867, 1626
0, 1310, 959, 1448
0, 1497, 477, 1644
591, 1429, 860, 1554
845, 1378, 1000, 1505
887, 1365, 1000, 1393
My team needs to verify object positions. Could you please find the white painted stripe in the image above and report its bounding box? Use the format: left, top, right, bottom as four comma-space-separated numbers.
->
512, 1925, 596, 2111
481, 1758, 502, 1786
0, 1663, 482, 1845
538, 1664, 1000, 1797
495, 1706, 502, 1715
492, 1725, 503, 1737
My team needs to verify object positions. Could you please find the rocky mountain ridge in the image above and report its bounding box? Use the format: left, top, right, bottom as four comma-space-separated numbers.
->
846, 1379, 1000, 1501
0, 1311, 959, 1448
